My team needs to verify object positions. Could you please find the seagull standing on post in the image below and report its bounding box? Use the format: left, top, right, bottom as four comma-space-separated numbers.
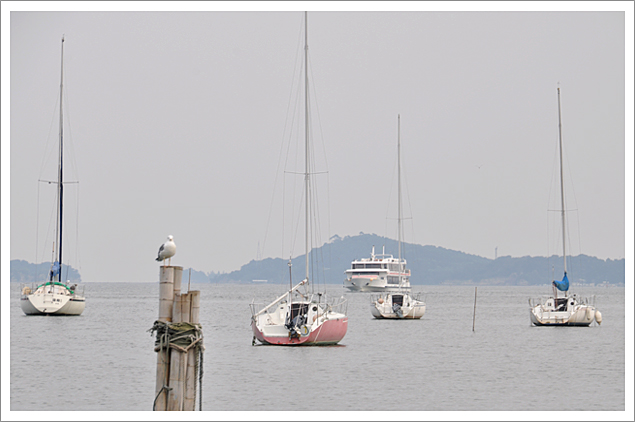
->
156, 235, 176, 266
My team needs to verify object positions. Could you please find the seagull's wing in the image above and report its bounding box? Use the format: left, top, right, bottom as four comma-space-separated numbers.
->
156, 243, 165, 261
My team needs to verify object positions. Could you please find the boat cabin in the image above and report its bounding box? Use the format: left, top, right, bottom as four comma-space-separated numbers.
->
542, 296, 577, 312
287, 302, 309, 325
32, 281, 75, 296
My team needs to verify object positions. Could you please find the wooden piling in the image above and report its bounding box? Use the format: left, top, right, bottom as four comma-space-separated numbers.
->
154, 341, 170, 411
154, 265, 202, 411
172, 293, 183, 323
190, 290, 200, 324
184, 290, 200, 411
181, 293, 192, 324
158, 267, 175, 323
167, 339, 186, 411
174, 267, 182, 296
155, 266, 181, 411
167, 291, 184, 411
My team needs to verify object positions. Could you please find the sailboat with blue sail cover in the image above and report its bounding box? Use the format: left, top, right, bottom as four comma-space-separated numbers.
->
528, 87, 600, 327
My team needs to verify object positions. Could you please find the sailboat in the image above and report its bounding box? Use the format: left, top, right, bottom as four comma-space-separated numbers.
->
370, 116, 426, 319
20, 37, 86, 316
528, 87, 600, 327
249, 13, 348, 345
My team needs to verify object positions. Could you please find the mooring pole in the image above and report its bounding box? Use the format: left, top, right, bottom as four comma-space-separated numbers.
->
472, 287, 477, 332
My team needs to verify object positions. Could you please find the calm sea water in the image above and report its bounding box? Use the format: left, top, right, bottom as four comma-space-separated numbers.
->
9, 282, 626, 413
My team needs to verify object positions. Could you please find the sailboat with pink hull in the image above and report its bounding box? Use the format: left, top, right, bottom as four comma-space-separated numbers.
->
251, 278, 348, 346
249, 12, 348, 346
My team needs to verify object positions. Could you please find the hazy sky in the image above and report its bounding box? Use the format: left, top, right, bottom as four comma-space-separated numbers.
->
4, 2, 633, 283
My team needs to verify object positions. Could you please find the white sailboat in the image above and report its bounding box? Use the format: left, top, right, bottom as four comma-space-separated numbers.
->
370, 116, 426, 319
20, 37, 86, 316
529, 87, 601, 327
250, 13, 348, 345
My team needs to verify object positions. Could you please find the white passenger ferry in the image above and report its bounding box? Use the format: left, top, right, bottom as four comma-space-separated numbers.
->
344, 245, 411, 292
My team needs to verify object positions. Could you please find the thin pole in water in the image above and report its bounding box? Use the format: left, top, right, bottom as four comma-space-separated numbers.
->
472, 287, 477, 332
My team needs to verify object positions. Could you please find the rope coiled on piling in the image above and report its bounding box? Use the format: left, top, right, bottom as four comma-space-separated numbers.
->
148, 320, 205, 410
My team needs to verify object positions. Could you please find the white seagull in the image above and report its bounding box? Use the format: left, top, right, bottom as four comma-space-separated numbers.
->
156, 235, 176, 266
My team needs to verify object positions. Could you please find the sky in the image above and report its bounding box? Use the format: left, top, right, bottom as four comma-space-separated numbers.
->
3, 2, 633, 284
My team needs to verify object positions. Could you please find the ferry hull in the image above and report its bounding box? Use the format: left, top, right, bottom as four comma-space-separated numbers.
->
344, 277, 409, 293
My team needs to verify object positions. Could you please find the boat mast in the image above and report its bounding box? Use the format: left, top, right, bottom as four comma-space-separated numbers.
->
54, 35, 65, 281
557, 87, 567, 276
397, 114, 403, 285
304, 11, 310, 284
288, 258, 293, 308
288, 258, 293, 291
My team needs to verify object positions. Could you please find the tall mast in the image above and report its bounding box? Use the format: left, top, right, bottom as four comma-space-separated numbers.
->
397, 114, 403, 283
557, 87, 567, 274
304, 11, 310, 283
54, 35, 65, 281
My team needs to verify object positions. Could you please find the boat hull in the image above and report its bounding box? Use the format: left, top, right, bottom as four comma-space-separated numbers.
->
20, 294, 85, 316
371, 302, 426, 319
252, 315, 348, 346
370, 292, 426, 319
529, 304, 596, 327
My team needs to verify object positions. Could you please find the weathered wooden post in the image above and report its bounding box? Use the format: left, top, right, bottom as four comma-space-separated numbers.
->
181, 293, 192, 323
167, 291, 185, 411
174, 268, 182, 300
158, 267, 175, 322
184, 290, 200, 411
154, 265, 181, 411
152, 265, 203, 411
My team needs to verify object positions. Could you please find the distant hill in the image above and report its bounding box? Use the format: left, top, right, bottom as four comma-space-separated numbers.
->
10, 234, 625, 286
209, 233, 625, 286
180, 268, 218, 284
10, 259, 82, 283
10, 259, 217, 284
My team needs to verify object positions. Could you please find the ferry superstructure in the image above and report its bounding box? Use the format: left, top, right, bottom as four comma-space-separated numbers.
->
344, 245, 411, 292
